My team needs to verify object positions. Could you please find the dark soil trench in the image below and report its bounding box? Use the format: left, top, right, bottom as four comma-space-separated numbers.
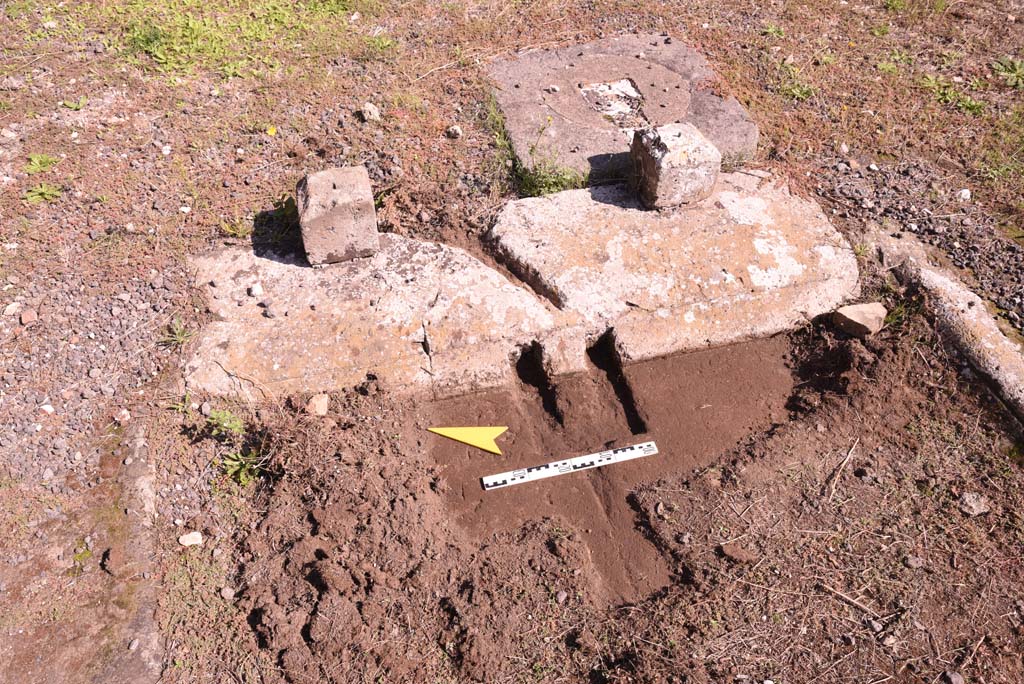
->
429, 334, 796, 605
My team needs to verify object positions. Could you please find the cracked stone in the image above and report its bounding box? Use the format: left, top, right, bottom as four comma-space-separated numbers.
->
488, 34, 758, 179
184, 234, 558, 399
488, 173, 859, 369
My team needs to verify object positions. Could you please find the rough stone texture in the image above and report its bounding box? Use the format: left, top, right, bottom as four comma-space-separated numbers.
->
631, 123, 721, 209
488, 172, 859, 365
184, 234, 559, 399
487, 34, 759, 179
874, 230, 1024, 422
833, 302, 887, 337
296, 166, 379, 265
538, 327, 591, 377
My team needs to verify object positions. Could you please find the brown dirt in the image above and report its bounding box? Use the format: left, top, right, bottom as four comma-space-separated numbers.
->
226, 316, 1024, 684
432, 336, 794, 605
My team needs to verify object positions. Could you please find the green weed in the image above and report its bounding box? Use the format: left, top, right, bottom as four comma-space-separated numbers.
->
922, 74, 986, 114
169, 393, 192, 414
992, 56, 1024, 90
884, 0, 906, 10
871, 24, 891, 37
890, 49, 913, 64
159, 318, 194, 349
362, 34, 397, 59
781, 81, 815, 101
516, 161, 588, 197
206, 408, 245, 439
61, 96, 87, 110
940, 50, 963, 67
762, 24, 785, 38
816, 52, 837, 66
24, 153, 59, 174
221, 448, 266, 485
514, 117, 588, 196
877, 62, 899, 74
23, 182, 61, 203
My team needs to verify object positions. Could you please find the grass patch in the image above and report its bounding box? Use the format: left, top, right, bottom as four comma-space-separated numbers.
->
516, 161, 588, 197
74, 0, 378, 78
361, 33, 397, 60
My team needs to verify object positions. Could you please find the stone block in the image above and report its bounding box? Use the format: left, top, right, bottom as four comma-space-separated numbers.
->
487, 34, 758, 180
296, 166, 379, 266
488, 174, 859, 363
631, 123, 721, 209
184, 235, 560, 400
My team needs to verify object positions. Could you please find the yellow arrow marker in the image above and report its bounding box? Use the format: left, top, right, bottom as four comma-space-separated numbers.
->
428, 426, 508, 455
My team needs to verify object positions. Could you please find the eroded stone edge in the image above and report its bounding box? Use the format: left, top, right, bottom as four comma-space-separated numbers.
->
873, 230, 1024, 421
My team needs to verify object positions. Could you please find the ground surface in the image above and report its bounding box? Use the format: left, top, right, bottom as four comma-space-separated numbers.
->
1, 1, 1023, 683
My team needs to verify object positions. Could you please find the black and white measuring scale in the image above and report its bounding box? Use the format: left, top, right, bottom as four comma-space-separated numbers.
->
480, 440, 659, 491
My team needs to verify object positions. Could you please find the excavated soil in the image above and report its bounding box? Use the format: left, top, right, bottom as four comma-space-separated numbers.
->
229, 316, 1024, 684
432, 336, 794, 605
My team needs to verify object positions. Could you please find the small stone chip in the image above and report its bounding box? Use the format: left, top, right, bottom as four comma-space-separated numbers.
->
832, 302, 887, 338
958, 492, 991, 516
178, 531, 203, 547
360, 102, 381, 122
306, 393, 330, 416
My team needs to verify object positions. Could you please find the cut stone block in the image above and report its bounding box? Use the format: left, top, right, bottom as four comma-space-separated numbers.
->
631, 123, 721, 209
296, 166, 379, 265
487, 34, 759, 180
184, 235, 560, 400
488, 172, 859, 366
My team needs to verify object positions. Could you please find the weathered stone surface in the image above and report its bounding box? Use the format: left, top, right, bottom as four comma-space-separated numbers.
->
488, 172, 859, 365
538, 327, 591, 377
488, 34, 759, 179
185, 235, 559, 399
833, 302, 887, 337
631, 123, 721, 209
296, 166, 379, 266
874, 229, 1024, 422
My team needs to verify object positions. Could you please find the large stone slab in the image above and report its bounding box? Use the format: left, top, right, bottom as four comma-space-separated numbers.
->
488, 34, 759, 179
184, 235, 560, 399
487, 172, 859, 365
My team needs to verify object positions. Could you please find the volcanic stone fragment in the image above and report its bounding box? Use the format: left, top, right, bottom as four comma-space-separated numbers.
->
832, 302, 887, 337
631, 123, 721, 209
296, 166, 379, 266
